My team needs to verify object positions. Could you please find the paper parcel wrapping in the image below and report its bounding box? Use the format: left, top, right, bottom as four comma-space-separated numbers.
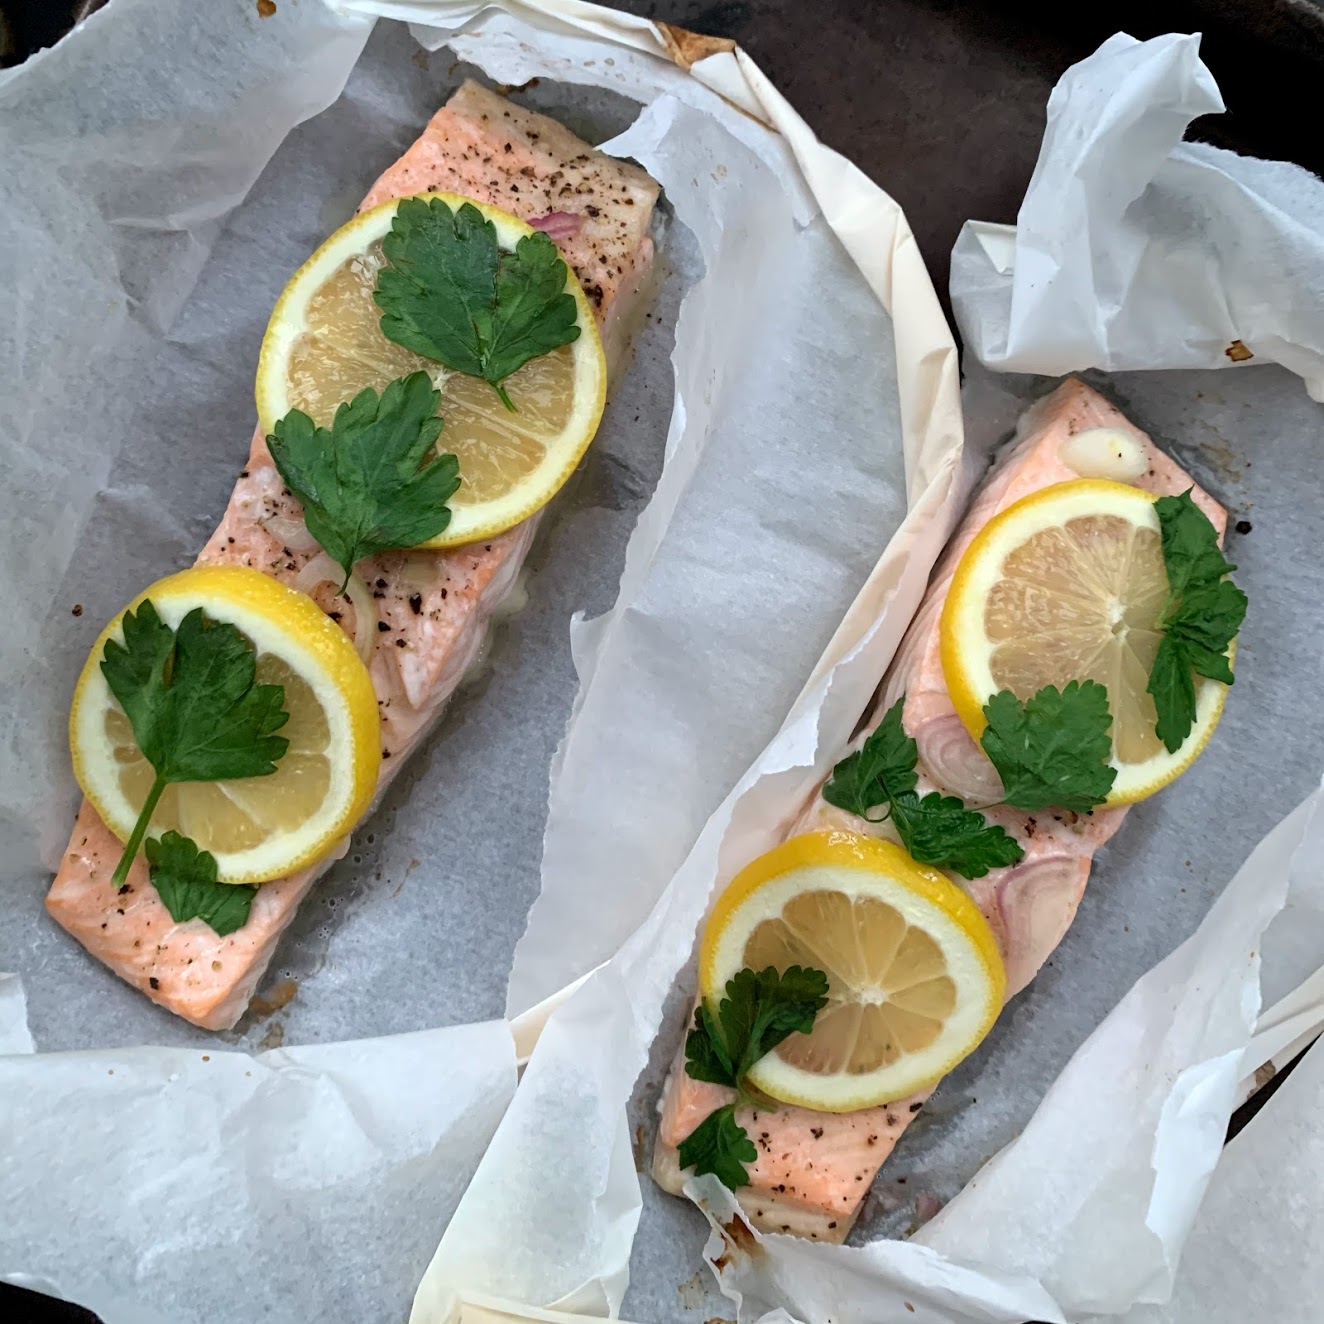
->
0, 1, 960, 1322
420, 24, 1324, 1324
936, 30, 1324, 1323
0, 977, 518, 1324
3, 0, 700, 1054
690, 30, 1324, 1324
950, 31, 1324, 401
1117, 1035, 1324, 1324
0, 7, 529, 1322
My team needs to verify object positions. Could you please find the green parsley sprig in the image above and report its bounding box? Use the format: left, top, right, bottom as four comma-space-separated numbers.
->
101, 600, 289, 899
678, 966, 829, 1189
980, 680, 1117, 812
1146, 490, 1247, 753
374, 197, 582, 412
146, 832, 257, 937
267, 372, 460, 593
823, 697, 1023, 878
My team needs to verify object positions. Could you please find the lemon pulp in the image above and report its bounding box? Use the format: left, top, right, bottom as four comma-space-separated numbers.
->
942, 480, 1231, 804
983, 510, 1170, 764
256, 194, 606, 549
71, 566, 380, 884
700, 833, 1005, 1112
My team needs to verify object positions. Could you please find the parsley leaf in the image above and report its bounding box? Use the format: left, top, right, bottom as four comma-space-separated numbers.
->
677, 1105, 758, 1192
100, 600, 289, 890
267, 372, 461, 591
823, 696, 919, 811
145, 831, 256, 937
103, 593, 175, 746
103, 603, 289, 785
717, 966, 831, 1083
1147, 491, 1248, 752
889, 792, 1025, 878
1154, 490, 1236, 599
981, 681, 1116, 812
823, 698, 1023, 878
679, 965, 829, 1190
684, 1002, 737, 1087
374, 197, 582, 411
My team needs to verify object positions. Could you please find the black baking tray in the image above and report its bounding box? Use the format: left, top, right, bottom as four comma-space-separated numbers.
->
3, 1, 1321, 1320
622, 0, 1324, 317
5, 4, 1319, 322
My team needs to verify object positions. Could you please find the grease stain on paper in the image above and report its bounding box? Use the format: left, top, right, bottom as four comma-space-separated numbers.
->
677, 1271, 706, 1309
248, 978, 299, 1021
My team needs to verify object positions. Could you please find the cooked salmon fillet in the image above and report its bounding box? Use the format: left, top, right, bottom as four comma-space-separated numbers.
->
47, 82, 660, 1030
654, 379, 1228, 1240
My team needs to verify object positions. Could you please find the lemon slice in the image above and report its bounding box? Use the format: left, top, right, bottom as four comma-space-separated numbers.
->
701, 832, 1005, 1112
941, 479, 1231, 804
70, 565, 381, 884
255, 192, 607, 549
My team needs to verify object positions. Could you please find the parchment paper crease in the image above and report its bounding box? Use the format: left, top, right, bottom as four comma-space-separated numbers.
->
951, 31, 1324, 400
0, 975, 517, 1324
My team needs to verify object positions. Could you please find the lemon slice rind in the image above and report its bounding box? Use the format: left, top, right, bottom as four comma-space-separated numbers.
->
70, 565, 381, 885
255, 193, 607, 550
700, 832, 1005, 1114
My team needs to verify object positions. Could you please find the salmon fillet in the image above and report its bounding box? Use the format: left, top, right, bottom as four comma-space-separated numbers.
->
654, 379, 1228, 1240
47, 82, 660, 1031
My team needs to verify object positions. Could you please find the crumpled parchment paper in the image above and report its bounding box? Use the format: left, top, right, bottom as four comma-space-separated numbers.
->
950, 31, 1324, 401
0, 975, 516, 1324
1116, 1036, 1324, 1324
938, 28, 1324, 1324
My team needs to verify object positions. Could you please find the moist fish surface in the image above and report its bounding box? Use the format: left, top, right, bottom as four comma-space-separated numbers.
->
653, 378, 1228, 1241
47, 81, 661, 1030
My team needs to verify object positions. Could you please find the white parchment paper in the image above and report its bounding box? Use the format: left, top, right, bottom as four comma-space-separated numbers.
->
416, 26, 1324, 1324
0, 974, 34, 1056
0, 975, 517, 1324
923, 29, 1324, 1324
8, 4, 1318, 1320
950, 31, 1324, 400
1116, 1036, 1324, 1324
0, 0, 948, 1052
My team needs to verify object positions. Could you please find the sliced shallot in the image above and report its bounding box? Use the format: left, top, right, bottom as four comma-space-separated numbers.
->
261, 513, 320, 555
293, 551, 377, 667
528, 210, 583, 241
914, 712, 1005, 807
966, 854, 1090, 998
